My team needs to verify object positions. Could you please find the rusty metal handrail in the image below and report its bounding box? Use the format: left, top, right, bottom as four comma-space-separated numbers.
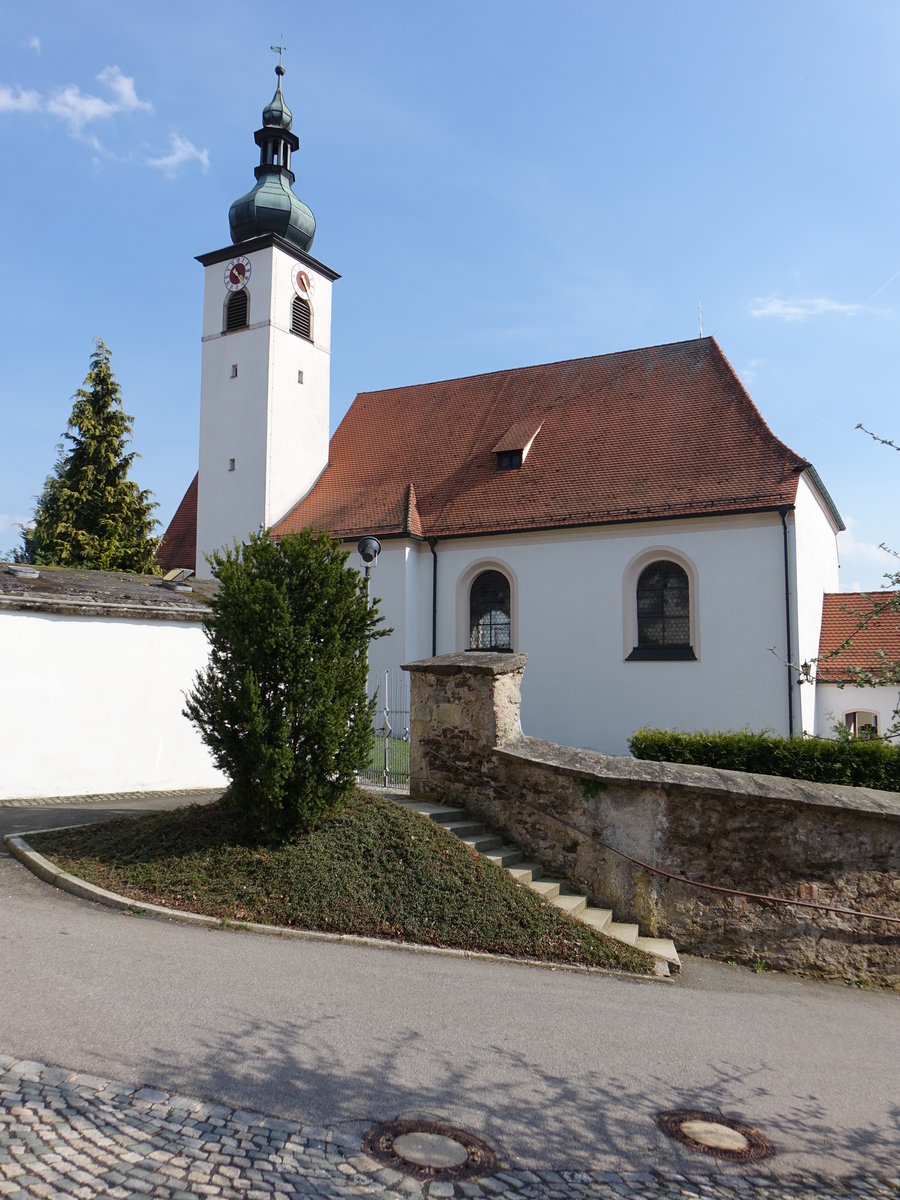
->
421, 744, 900, 928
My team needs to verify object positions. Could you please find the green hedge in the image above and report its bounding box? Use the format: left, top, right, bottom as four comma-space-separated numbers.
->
628, 728, 900, 792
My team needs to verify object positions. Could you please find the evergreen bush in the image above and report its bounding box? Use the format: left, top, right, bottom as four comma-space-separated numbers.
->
185, 528, 387, 838
628, 727, 900, 791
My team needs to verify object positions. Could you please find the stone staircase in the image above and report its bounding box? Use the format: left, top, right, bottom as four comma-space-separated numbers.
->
393, 796, 681, 976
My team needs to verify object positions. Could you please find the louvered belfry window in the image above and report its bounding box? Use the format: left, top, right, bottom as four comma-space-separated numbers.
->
291, 295, 312, 339
469, 570, 512, 651
636, 561, 691, 650
225, 290, 248, 331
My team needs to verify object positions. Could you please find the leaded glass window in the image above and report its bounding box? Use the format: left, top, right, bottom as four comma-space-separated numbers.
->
630, 561, 695, 660
469, 570, 512, 651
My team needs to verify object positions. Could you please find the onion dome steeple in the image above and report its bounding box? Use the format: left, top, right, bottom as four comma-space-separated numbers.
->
228, 63, 316, 252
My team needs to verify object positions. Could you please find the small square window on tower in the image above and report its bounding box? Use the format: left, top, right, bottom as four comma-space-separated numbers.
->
298, 369, 304, 384
228, 458, 236, 472
231, 364, 238, 378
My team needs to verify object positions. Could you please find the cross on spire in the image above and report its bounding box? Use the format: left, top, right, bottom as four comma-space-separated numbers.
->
270, 40, 286, 69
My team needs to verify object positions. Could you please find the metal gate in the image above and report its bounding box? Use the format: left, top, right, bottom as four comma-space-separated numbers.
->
359, 668, 410, 789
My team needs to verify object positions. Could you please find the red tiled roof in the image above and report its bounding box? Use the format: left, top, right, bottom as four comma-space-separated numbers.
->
160, 337, 814, 565
273, 337, 808, 541
817, 592, 900, 681
157, 473, 198, 573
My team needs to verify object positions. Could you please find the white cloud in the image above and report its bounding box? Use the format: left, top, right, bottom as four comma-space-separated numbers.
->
739, 357, 763, 385
146, 132, 209, 176
0, 85, 41, 113
838, 520, 898, 592
46, 66, 152, 135
96, 66, 152, 114
26, 36, 40, 54
749, 295, 865, 321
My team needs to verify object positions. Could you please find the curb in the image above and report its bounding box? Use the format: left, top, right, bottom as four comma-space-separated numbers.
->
2, 831, 672, 983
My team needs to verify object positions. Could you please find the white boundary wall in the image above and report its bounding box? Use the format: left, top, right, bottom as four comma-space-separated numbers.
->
0, 611, 224, 800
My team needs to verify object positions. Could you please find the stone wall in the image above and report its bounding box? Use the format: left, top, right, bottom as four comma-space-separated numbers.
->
405, 652, 900, 988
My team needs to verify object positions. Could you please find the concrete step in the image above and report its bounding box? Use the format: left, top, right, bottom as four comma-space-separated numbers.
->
550, 892, 587, 916
460, 833, 504, 853
578, 906, 613, 932
506, 861, 544, 884
635, 936, 681, 967
444, 820, 488, 839
604, 921, 640, 946
482, 845, 524, 868
525, 878, 561, 897
399, 800, 470, 825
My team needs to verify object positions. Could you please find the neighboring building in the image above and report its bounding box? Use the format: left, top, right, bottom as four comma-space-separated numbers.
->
0, 565, 224, 800
814, 592, 900, 740
161, 66, 846, 754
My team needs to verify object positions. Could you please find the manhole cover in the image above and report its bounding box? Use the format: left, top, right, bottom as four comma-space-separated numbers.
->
655, 1110, 773, 1161
363, 1119, 498, 1180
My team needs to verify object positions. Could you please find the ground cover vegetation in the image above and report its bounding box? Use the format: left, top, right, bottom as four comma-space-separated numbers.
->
29, 791, 654, 973
16, 339, 159, 571
185, 528, 387, 840
629, 727, 900, 791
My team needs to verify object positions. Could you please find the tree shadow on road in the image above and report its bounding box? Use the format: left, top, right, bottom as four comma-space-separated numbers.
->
139, 1004, 899, 1181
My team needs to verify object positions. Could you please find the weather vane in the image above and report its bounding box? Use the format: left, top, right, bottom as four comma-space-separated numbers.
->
270, 39, 286, 68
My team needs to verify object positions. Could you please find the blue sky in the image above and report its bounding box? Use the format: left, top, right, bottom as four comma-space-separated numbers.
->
1, 1, 898, 590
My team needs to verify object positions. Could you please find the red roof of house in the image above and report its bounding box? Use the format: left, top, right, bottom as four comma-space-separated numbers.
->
817, 592, 900, 682
159, 337, 817, 569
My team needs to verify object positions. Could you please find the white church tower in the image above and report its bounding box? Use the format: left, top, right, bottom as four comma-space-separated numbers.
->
194, 62, 339, 576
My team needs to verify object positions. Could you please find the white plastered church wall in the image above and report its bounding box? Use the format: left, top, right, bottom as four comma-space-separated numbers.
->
369, 511, 794, 755
791, 471, 842, 734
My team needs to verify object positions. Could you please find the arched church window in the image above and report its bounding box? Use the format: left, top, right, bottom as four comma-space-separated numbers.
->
225, 290, 248, 332
469, 570, 512, 651
291, 295, 312, 340
628, 560, 695, 660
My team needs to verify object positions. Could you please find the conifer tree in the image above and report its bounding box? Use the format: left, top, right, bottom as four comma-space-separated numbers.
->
185, 528, 387, 840
19, 339, 159, 572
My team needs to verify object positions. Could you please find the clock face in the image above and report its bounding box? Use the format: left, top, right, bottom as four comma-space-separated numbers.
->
224, 256, 251, 291
293, 266, 315, 298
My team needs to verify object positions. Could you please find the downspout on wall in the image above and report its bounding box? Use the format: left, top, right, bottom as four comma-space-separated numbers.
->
780, 507, 795, 736
428, 537, 438, 657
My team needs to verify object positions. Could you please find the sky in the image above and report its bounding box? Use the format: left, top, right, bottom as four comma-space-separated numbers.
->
1, 0, 898, 591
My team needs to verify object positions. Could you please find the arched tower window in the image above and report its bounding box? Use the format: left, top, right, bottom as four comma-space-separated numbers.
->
225, 290, 248, 332
291, 295, 312, 339
469, 570, 512, 651
628, 560, 695, 660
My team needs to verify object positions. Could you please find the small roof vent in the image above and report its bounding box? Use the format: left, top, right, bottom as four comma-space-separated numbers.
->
5, 565, 39, 579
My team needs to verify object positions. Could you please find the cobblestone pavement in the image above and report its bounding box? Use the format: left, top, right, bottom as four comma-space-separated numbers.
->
1, 1057, 897, 1200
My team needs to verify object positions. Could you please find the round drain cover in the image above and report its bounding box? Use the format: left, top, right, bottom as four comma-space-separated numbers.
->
679, 1120, 749, 1153
393, 1132, 469, 1168
655, 1110, 773, 1161
363, 1119, 498, 1180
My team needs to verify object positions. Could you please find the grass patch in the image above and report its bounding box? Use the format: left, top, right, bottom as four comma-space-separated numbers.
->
29, 790, 654, 975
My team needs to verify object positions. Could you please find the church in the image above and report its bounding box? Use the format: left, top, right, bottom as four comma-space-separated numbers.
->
160, 65, 846, 755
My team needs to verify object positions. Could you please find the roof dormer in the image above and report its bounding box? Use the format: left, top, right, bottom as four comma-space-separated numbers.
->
493, 419, 543, 470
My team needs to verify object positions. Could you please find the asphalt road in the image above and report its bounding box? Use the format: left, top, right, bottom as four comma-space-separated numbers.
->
1, 795, 898, 1183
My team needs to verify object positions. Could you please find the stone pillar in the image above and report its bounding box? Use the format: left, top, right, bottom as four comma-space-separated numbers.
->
402, 652, 527, 802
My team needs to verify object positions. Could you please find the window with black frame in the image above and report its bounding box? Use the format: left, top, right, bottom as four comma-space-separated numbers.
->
628, 560, 696, 660
469, 569, 512, 650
